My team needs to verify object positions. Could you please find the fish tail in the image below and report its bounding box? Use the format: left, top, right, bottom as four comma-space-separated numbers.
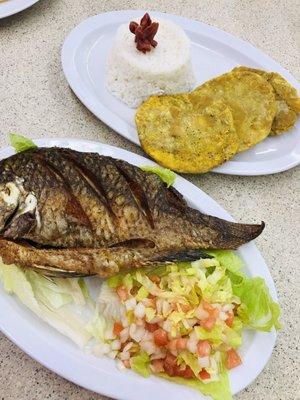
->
186, 210, 265, 249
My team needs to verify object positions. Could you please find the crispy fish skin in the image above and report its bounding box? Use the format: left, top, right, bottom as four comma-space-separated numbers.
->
192, 70, 277, 151
0, 148, 264, 277
233, 66, 300, 135
136, 96, 238, 173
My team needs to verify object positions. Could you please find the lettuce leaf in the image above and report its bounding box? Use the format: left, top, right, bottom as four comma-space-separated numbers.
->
9, 133, 37, 153
140, 165, 176, 187
208, 250, 243, 273
159, 367, 232, 400
86, 311, 111, 342
0, 262, 92, 347
229, 271, 281, 331
207, 250, 281, 331
130, 351, 151, 377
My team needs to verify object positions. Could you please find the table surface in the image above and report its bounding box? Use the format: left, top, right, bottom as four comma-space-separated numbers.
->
0, 1, 299, 399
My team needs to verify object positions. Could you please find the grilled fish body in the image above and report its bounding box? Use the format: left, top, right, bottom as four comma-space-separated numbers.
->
0, 148, 264, 277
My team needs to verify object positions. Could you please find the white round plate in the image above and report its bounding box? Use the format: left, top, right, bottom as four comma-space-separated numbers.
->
0, 138, 277, 400
0, 0, 39, 18
61, 10, 300, 176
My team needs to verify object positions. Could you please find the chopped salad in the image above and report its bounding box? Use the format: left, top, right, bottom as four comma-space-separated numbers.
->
87, 251, 280, 400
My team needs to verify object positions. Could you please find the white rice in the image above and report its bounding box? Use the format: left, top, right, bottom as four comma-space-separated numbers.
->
106, 19, 195, 108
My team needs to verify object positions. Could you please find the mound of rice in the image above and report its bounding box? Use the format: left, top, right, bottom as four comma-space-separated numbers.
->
106, 19, 195, 108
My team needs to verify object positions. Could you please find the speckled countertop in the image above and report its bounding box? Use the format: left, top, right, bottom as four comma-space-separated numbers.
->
0, 0, 299, 399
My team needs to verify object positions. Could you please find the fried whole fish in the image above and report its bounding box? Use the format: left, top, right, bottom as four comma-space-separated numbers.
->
0, 148, 264, 277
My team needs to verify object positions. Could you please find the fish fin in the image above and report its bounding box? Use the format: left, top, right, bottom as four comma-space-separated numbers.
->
0, 239, 211, 278
151, 249, 212, 263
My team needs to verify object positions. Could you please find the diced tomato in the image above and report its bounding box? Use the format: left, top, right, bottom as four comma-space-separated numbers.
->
202, 301, 219, 318
174, 365, 195, 379
199, 369, 211, 380
197, 340, 211, 357
225, 312, 234, 327
149, 275, 161, 284
167, 339, 178, 353
180, 304, 192, 312
151, 359, 164, 373
176, 338, 188, 350
163, 353, 177, 376
182, 365, 195, 379
163, 353, 195, 379
167, 338, 187, 353
226, 349, 242, 370
211, 308, 219, 319
113, 322, 123, 336
202, 301, 215, 313
145, 322, 159, 332
153, 328, 169, 347
200, 317, 216, 331
116, 286, 128, 301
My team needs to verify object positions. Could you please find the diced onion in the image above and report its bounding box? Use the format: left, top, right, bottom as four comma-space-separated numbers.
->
134, 302, 146, 319
130, 324, 145, 342
93, 343, 111, 356
187, 337, 198, 354
219, 311, 227, 320
108, 350, 118, 359
125, 298, 137, 311
120, 327, 129, 343
120, 351, 130, 360
195, 306, 209, 320
198, 356, 210, 368
111, 339, 121, 351
140, 340, 157, 355
116, 359, 127, 371
123, 342, 134, 353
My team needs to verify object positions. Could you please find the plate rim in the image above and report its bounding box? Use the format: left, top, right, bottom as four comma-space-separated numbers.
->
0, 137, 278, 400
61, 9, 300, 176
0, 0, 39, 18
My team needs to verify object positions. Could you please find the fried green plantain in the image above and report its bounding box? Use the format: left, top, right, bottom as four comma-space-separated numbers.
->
233, 66, 300, 135
192, 70, 277, 151
136, 95, 238, 173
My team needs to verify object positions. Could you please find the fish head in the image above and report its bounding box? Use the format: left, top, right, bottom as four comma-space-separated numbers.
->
0, 181, 22, 231
0, 178, 38, 237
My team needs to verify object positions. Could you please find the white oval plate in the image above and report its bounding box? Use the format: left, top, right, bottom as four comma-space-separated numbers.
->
0, 138, 277, 399
0, 0, 39, 18
61, 10, 300, 176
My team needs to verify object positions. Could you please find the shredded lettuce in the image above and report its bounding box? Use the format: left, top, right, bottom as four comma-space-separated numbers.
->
140, 165, 176, 187
9, 133, 37, 153
130, 352, 151, 377
178, 351, 201, 376
0, 262, 92, 348
195, 325, 223, 345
